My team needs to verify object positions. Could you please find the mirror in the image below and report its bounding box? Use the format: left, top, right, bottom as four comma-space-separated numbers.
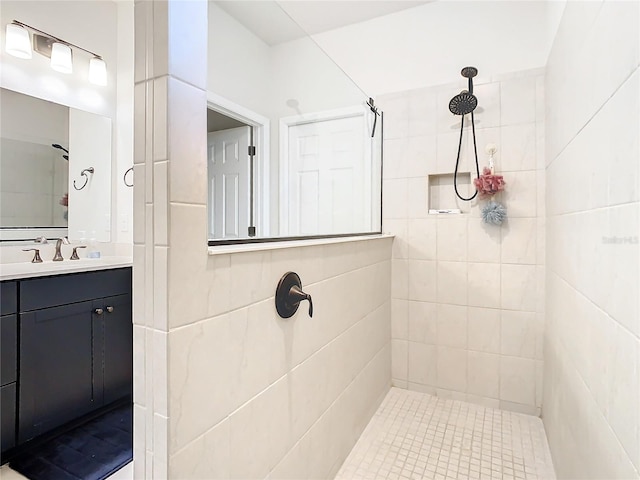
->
0, 87, 112, 242
207, 1, 383, 243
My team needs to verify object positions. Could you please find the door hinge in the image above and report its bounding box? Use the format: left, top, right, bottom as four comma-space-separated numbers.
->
248, 226, 256, 237
248, 146, 256, 156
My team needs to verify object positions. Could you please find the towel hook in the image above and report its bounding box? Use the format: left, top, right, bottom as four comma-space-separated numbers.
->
124, 166, 133, 187
73, 167, 95, 191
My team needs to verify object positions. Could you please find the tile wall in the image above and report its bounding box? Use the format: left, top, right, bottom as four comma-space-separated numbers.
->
380, 68, 546, 415
133, 2, 393, 478
167, 239, 392, 480
543, 1, 640, 478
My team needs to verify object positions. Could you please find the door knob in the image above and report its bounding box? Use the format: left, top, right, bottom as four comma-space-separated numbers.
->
94, 308, 104, 315
106, 306, 114, 313
275, 272, 313, 318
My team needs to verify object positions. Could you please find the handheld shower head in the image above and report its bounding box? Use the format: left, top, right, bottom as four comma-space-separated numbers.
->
449, 90, 478, 116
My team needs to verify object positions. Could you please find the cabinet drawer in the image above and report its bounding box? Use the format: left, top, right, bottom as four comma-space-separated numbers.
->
1, 314, 17, 386
1, 383, 16, 453
20, 267, 131, 312
0, 282, 17, 316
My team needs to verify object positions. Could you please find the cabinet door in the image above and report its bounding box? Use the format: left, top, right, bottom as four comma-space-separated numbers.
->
101, 294, 132, 405
1, 314, 17, 386
19, 301, 95, 443
1, 384, 16, 453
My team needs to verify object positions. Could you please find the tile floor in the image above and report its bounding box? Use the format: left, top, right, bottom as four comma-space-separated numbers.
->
336, 388, 555, 480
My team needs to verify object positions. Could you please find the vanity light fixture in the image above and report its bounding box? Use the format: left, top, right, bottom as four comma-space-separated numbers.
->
4, 20, 107, 86
5, 23, 32, 59
88, 56, 107, 86
50, 42, 73, 74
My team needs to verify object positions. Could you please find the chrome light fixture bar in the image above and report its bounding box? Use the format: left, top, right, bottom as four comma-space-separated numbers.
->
5, 20, 107, 86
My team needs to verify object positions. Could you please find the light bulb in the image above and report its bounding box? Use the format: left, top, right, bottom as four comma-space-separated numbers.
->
88, 57, 107, 86
50, 42, 72, 74
5, 23, 32, 59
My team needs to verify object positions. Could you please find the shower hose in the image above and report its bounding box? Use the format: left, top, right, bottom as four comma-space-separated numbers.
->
453, 111, 481, 201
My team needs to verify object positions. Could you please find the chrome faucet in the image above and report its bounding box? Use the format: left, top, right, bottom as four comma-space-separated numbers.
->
53, 237, 70, 261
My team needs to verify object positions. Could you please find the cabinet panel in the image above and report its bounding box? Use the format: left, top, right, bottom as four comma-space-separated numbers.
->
20, 268, 131, 312
1, 383, 16, 453
0, 282, 17, 316
19, 301, 95, 443
101, 294, 133, 405
1, 314, 17, 386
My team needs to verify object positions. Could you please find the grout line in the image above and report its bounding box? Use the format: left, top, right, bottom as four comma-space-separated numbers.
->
546, 66, 639, 170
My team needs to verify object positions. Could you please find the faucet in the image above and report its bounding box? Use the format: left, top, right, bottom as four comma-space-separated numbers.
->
53, 237, 70, 261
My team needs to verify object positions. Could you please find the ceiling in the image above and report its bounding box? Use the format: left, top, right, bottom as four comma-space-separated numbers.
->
213, 1, 429, 45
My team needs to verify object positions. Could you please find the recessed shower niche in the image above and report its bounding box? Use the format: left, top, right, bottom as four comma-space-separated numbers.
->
428, 172, 472, 214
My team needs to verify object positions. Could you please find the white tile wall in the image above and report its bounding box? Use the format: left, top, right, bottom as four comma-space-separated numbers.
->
164, 236, 392, 479
381, 69, 545, 415
543, 1, 640, 478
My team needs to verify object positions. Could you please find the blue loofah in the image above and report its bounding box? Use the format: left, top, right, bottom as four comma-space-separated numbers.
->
481, 201, 507, 225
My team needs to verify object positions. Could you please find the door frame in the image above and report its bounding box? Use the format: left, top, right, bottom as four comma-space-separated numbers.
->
206, 92, 271, 237
279, 104, 371, 235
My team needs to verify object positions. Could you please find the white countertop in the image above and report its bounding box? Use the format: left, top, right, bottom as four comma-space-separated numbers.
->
0, 256, 133, 281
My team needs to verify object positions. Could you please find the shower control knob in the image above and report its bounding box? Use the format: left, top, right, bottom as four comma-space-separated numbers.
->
275, 272, 313, 318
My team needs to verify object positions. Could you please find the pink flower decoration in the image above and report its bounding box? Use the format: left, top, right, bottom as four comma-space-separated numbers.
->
473, 167, 505, 198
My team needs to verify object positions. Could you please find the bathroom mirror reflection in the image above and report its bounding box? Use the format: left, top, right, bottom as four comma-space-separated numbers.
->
0, 87, 112, 242
207, 1, 383, 243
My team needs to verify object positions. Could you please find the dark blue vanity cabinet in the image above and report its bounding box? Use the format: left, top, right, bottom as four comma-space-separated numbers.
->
1, 281, 18, 453
0, 267, 132, 458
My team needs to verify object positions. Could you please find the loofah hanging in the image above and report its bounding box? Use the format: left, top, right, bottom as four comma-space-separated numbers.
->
481, 201, 507, 225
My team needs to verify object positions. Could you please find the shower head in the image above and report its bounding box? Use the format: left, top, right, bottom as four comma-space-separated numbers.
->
461, 66, 478, 79
449, 90, 478, 116
449, 66, 479, 115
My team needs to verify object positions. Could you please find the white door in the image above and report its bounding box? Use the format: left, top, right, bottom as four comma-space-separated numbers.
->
207, 126, 250, 239
284, 114, 370, 236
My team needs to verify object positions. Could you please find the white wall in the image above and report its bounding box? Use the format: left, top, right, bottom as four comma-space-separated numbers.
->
207, 3, 371, 235
543, 1, 640, 478
114, 0, 135, 247
380, 68, 546, 415
310, 0, 565, 96
207, 2, 271, 117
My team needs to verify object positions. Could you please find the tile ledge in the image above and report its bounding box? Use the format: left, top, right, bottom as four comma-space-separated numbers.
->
208, 234, 394, 256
